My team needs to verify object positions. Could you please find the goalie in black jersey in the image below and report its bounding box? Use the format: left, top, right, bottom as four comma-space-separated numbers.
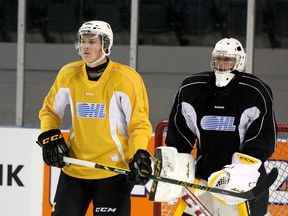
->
164, 38, 277, 216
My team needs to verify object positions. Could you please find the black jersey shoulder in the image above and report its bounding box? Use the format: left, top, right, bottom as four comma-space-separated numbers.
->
182, 71, 213, 86
237, 72, 273, 98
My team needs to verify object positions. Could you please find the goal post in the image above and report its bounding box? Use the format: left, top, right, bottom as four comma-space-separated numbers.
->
153, 120, 288, 216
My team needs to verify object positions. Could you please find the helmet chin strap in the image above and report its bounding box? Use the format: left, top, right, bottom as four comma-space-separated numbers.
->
215, 71, 235, 87
85, 52, 107, 68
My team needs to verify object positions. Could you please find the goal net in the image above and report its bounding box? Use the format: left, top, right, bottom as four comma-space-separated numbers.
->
153, 120, 288, 216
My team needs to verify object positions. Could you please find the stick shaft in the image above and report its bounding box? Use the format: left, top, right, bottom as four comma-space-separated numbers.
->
63, 156, 277, 200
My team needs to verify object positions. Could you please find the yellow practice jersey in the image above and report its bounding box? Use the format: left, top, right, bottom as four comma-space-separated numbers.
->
39, 59, 152, 179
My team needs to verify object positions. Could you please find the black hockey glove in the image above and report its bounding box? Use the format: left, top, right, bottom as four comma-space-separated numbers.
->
128, 149, 152, 185
36, 129, 69, 168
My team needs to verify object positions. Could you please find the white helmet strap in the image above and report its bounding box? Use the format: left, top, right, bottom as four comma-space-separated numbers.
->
86, 52, 107, 68
215, 71, 235, 87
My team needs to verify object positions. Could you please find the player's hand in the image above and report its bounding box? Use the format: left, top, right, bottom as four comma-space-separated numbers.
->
208, 152, 261, 205
128, 149, 152, 185
37, 129, 69, 168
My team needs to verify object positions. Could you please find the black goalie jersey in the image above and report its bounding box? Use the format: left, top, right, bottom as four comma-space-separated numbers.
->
165, 71, 277, 180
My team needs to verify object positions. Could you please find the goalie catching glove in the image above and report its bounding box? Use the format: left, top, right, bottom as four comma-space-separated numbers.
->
36, 129, 69, 168
128, 149, 152, 185
208, 152, 262, 205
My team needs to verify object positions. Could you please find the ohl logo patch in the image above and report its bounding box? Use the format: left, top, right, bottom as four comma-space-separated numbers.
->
77, 103, 106, 118
201, 115, 236, 131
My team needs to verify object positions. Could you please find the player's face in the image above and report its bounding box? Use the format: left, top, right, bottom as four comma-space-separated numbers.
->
213, 56, 236, 72
79, 34, 104, 65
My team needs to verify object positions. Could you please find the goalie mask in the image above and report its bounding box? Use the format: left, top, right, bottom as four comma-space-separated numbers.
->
75, 20, 113, 57
210, 38, 247, 87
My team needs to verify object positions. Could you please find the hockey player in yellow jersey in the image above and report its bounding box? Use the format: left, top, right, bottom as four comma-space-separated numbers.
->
37, 20, 153, 216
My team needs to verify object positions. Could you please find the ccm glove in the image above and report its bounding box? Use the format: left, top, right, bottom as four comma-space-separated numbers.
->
37, 129, 69, 168
208, 152, 261, 205
128, 149, 152, 185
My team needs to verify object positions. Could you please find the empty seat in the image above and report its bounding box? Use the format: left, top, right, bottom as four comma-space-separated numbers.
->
0, 0, 41, 41
139, 0, 173, 33
271, 0, 288, 35
1, 0, 18, 31
225, 0, 247, 35
215, 0, 265, 36
41, 0, 80, 32
175, 0, 216, 34
83, 0, 129, 32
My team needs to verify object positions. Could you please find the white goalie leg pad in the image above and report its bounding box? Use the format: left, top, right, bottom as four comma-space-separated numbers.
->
185, 179, 240, 216
152, 146, 195, 203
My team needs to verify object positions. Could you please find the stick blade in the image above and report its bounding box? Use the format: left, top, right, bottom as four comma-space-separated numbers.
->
243, 167, 278, 200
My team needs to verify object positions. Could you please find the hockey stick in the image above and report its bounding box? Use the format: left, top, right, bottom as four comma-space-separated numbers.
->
151, 159, 278, 200
63, 156, 278, 200
63, 156, 277, 201
147, 151, 212, 216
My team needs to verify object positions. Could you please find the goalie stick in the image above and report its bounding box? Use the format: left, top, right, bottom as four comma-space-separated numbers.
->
63, 156, 278, 200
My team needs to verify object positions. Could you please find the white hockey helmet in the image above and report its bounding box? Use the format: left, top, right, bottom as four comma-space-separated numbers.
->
210, 38, 247, 73
75, 20, 113, 56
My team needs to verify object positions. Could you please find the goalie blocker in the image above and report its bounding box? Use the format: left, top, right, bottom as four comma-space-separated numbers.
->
149, 146, 195, 203
149, 147, 213, 216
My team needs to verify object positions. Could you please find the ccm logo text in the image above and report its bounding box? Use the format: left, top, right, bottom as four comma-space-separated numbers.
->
95, 207, 117, 213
